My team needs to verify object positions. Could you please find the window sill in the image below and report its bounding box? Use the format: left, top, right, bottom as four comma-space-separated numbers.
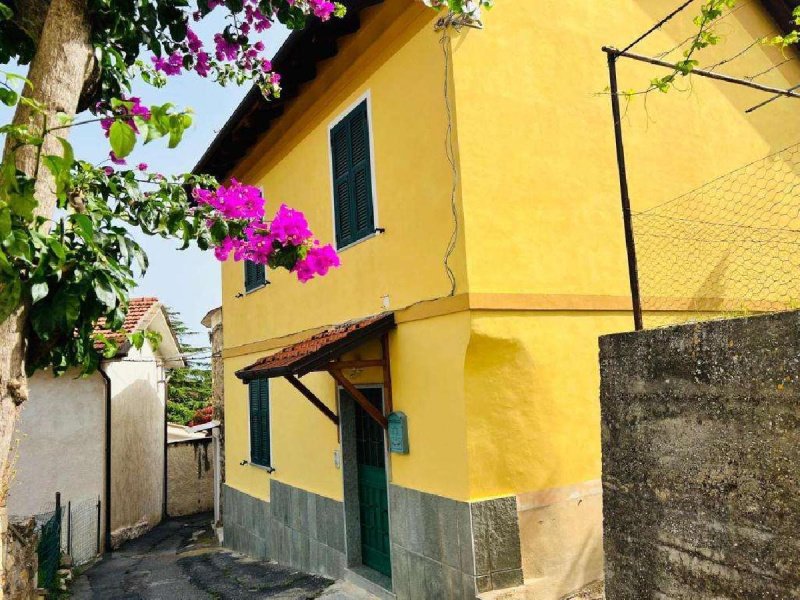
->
244, 282, 268, 295
248, 462, 275, 473
337, 232, 380, 253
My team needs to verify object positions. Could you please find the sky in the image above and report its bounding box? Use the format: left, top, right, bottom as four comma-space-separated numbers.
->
1, 18, 291, 348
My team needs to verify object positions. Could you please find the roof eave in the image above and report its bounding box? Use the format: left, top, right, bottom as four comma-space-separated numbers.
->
192, 0, 385, 181
235, 312, 395, 381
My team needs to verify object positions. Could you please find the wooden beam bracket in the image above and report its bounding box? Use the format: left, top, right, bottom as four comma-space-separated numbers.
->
284, 375, 339, 426
328, 368, 388, 429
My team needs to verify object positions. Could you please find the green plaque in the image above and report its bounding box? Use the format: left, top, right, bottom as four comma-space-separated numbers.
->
387, 412, 409, 454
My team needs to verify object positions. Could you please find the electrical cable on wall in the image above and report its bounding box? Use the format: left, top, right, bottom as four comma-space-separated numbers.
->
441, 27, 459, 297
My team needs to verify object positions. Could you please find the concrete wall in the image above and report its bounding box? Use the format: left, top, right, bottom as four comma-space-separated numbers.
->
105, 342, 166, 546
167, 439, 214, 517
600, 310, 800, 598
9, 370, 105, 520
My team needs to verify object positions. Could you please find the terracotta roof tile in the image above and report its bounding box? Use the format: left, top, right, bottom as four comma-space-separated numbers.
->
237, 313, 394, 380
94, 297, 160, 347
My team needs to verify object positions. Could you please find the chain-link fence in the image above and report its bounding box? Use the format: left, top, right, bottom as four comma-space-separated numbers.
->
632, 141, 800, 328
14, 492, 102, 591
62, 496, 102, 566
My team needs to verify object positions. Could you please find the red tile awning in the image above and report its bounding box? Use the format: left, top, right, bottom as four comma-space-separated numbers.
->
236, 312, 395, 381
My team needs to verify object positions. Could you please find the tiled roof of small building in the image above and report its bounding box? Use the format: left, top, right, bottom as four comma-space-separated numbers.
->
94, 297, 160, 346
236, 312, 394, 380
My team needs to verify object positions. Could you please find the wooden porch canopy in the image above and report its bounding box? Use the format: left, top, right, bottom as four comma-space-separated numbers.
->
235, 313, 395, 429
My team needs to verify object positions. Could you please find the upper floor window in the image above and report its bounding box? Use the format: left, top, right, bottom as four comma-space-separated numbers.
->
244, 260, 266, 292
248, 378, 271, 467
330, 99, 375, 249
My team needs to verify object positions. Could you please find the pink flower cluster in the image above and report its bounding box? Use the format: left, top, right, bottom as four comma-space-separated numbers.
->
152, 28, 212, 78
193, 179, 265, 220
294, 244, 341, 282
193, 182, 340, 283
309, 0, 336, 20
149, 0, 341, 92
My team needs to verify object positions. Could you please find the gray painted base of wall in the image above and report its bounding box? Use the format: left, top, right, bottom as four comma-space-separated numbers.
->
223, 482, 346, 580
389, 485, 523, 600
224, 481, 523, 600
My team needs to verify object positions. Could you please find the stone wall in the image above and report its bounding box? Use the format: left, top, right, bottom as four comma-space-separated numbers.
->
389, 484, 522, 599
600, 311, 800, 598
223, 480, 346, 579
167, 439, 214, 517
224, 480, 524, 599
3, 515, 39, 599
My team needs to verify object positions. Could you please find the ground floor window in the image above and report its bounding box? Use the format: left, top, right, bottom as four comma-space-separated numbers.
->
248, 378, 271, 467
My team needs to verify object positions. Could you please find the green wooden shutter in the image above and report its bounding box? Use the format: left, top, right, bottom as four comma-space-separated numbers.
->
349, 102, 375, 241
248, 380, 262, 465
330, 100, 374, 248
331, 118, 354, 247
259, 379, 271, 467
244, 260, 266, 292
249, 379, 271, 467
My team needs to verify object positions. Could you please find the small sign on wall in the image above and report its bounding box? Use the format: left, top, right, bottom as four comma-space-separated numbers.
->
387, 412, 409, 454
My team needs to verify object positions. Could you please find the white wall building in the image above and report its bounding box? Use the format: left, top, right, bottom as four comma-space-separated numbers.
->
8, 298, 183, 560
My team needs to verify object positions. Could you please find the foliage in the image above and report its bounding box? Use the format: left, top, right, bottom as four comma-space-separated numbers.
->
165, 307, 211, 426
0, 0, 487, 379
616, 1, 800, 99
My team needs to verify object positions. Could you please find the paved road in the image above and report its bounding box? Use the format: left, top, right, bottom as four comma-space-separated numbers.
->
71, 513, 374, 599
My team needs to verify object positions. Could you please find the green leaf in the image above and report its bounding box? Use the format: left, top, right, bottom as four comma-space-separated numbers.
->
0, 4, 12, 21
94, 280, 117, 310
109, 121, 136, 158
129, 330, 145, 350
8, 189, 36, 220
0, 88, 17, 107
72, 214, 93, 240
145, 330, 162, 352
30, 281, 48, 304
0, 208, 10, 239
48, 238, 66, 262
95, 334, 119, 359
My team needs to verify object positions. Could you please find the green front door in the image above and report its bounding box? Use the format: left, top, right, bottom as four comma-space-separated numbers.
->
353, 388, 391, 578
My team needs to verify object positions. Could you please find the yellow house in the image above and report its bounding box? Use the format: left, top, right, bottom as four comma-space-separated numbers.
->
195, 1, 800, 598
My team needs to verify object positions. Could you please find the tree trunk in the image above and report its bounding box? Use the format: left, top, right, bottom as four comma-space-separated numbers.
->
0, 0, 92, 593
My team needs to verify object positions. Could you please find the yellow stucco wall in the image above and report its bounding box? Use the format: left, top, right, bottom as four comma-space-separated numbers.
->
224, 310, 472, 502
221, 0, 800, 510
451, 0, 800, 298
221, 0, 477, 502
444, 0, 800, 500
222, 0, 468, 351
463, 310, 630, 500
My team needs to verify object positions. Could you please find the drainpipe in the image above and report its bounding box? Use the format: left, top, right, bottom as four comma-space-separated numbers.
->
98, 364, 112, 553
212, 426, 221, 530
162, 367, 170, 521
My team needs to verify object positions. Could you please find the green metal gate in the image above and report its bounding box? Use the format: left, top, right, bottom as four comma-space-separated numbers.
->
37, 493, 62, 592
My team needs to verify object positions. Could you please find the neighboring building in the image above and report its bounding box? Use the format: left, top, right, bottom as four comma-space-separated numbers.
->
166, 422, 217, 518
8, 297, 184, 559
194, 1, 800, 598
201, 306, 225, 523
